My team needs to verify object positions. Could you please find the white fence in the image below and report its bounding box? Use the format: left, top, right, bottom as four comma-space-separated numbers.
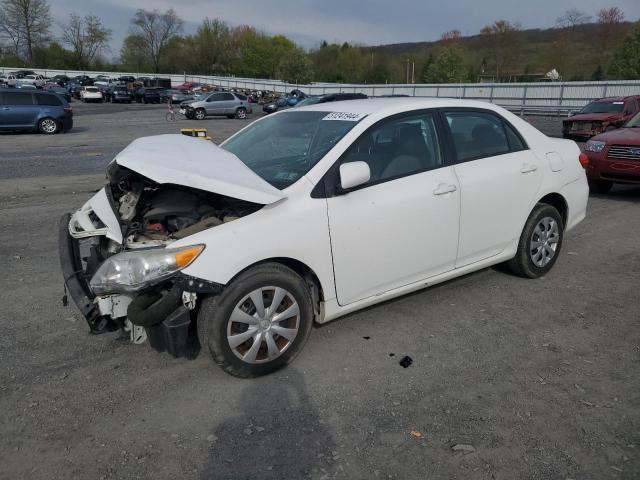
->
4, 66, 640, 115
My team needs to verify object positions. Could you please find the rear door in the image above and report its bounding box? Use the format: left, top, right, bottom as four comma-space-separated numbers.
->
0, 91, 36, 127
442, 109, 542, 267
204, 93, 226, 114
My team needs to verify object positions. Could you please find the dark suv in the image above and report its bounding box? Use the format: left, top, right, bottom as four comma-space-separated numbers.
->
0, 89, 73, 134
134, 87, 161, 104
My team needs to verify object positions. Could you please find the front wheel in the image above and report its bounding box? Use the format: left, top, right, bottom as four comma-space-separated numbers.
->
507, 204, 564, 278
588, 180, 613, 194
194, 108, 206, 120
198, 263, 314, 378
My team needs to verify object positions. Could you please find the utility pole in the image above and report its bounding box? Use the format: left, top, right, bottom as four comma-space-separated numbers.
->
411, 62, 415, 84
406, 59, 410, 84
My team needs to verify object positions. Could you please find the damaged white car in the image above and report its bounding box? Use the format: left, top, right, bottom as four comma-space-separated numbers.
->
60, 98, 589, 377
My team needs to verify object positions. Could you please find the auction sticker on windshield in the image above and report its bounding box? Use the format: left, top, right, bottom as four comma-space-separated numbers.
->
322, 112, 366, 121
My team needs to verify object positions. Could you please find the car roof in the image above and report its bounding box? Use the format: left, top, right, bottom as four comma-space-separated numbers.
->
294, 97, 507, 115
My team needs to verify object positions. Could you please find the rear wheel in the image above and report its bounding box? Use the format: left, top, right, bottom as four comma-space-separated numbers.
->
235, 107, 247, 119
507, 204, 564, 279
38, 117, 59, 134
198, 263, 314, 378
194, 108, 206, 120
588, 180, 613, 194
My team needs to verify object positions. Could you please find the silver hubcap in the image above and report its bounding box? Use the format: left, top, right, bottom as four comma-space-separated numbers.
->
530, 217, 560, 267
237, 109, 246, 118
196, 110, 205, 119
41, 119, 56, 133
227, 286, 300, 364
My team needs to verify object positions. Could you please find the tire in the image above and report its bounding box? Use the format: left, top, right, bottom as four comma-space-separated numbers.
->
235, 107, 247, 119
198, 263, 314, 378
589, 180, 613, 194
195, 108, 206, 120
507, 203, 564, 279
165, 112, 176, 123
38, 117, 59, 135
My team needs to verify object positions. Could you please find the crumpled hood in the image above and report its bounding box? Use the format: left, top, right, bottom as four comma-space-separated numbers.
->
114, 134, 286, 205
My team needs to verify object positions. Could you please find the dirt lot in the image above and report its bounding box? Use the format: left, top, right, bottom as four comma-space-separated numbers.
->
0, 102, 638, 480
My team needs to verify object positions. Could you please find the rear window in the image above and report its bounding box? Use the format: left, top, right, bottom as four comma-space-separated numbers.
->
35, 93, 62, 106
3, 91, 33, 105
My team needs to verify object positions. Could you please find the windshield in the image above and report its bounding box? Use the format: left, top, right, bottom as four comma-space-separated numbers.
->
223, 111, 363, 189
625, 112, 640, 127
580, 101, 624, 114
296, 97, 321, 107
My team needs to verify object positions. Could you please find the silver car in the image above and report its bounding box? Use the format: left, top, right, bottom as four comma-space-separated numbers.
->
184, 92, 252, 120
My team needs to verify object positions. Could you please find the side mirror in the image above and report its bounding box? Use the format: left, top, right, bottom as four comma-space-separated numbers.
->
339, 161, 370, 191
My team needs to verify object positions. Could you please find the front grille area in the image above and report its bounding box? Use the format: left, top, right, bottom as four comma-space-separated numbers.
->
570, 122, 592, 131
607, 145, 640, 161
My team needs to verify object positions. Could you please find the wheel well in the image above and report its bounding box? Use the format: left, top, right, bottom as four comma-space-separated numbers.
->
233, 257, 325, 316
538, 193, 568, 224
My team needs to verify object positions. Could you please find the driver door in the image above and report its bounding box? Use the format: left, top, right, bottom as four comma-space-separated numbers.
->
325, 111, 460, 305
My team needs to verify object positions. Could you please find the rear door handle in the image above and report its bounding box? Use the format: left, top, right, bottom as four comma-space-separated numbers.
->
433, 183, 457, 196
521, 164, 538, 174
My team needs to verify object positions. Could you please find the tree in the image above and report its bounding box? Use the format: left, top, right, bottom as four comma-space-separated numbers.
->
120, 34, 149, 72
597, 6, 625, 63
189, 18, 232, 74
597, 6, 625, 25
480, 20, 520, 81
608, 22, 640, 79
277, 48, 314, 84
556, 9, 592, 29
439, 29, 461, 45
0, 0, 51, 64
61, 14, 111, 69
423, 44, 469, 83
130, 8, 183, 73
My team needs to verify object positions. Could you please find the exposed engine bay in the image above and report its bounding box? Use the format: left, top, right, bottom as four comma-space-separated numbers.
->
61, 163, 263, 357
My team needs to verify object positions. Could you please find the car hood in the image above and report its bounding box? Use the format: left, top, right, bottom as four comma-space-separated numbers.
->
114, 134, 286, 205
591, 127, 640, 144
564, 112, 620, 123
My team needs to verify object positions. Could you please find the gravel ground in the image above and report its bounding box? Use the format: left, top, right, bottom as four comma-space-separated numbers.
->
0, 102, 638, 480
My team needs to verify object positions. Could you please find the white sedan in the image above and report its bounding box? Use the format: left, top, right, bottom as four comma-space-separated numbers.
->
60, 98, 588, 377
80, 86, 103, 102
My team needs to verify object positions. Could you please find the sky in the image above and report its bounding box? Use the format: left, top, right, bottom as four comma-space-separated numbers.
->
51, 0, 640, 57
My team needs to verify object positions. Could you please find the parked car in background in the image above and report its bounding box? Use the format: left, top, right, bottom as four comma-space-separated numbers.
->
80, 86, 103, 103
185, 91, 252, 119
50, 74, 70, 87
42, 83, 72, 102
118, 75, 136, 84
15, 81, 37, 90
20, 74, 45, 88
263, 96, 290, 114
583, 111, 640, 193
1, 74, 18, 87
59, 98, 587, 377
66, 82, 83, 99
94, 75, 116, 87
0, 88, 72, 134
295, 92, 368, 108
563, 96, 640, 140
73, 75, 94, 86
167, 89, 194, 104
105, 85, 133, 103
133, 87, 161, 104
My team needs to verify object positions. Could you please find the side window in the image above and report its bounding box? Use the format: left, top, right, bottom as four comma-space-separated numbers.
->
207, 93, 226, 102
4, 92, 34, 106
36, 94, 62, 106
445, 111, 520, 162
341, 112, 443, 186
222, 93, 235, 101
235, 94, 247, 101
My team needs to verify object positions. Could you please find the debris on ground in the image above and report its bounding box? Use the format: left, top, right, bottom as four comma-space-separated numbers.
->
451, 444, 475, 452
362, 336, 370, 340
399, 356, 413, 368
389, 353, 395, 357
410, 430, 422, 438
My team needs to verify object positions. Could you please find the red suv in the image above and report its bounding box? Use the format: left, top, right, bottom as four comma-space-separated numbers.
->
563, 96, 640, 140
583, 112, 640, 193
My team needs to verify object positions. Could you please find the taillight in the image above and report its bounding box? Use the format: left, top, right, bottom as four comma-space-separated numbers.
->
578, 152, 589, 168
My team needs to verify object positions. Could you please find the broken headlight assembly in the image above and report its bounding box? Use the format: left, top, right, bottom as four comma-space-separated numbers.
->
89, 245, 204, 295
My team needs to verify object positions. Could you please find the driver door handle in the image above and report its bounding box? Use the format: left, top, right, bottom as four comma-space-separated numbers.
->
433, 183, 457, 196
520, 163, 538, 174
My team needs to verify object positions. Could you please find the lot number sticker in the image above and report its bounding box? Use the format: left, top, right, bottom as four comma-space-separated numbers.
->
322, 112, 366, 121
